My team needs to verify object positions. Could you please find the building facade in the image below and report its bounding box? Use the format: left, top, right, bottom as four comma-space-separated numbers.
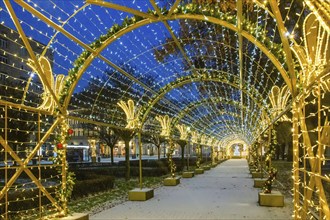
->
0, 24, 53, 105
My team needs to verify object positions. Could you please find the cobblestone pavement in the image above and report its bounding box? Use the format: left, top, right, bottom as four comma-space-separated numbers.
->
91, 159, 293, 220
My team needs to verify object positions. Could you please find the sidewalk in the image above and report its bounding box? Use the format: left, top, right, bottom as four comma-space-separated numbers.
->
91, 159, 293, 219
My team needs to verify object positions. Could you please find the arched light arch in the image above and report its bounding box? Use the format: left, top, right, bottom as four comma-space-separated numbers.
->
139, 73, 269, 126
15, 2, 293, 111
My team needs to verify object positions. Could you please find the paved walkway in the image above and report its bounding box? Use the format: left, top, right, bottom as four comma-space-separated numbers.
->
91, 159, 293, 219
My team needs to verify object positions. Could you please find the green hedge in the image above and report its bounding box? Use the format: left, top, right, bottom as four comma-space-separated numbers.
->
0, 167, 58, 180
72, 166, 168, 179
71, 175, 115, 199
0, 187, 56, 218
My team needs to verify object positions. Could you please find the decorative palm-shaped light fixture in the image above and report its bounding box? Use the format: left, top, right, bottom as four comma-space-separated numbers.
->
156, 115, 177, 181
156, 115, 172, 137
191, 130, 199, 144
291, 13, 329, 95
290, 13, 330, 218
200, 134, 207, 146
207, 137, 214, 147
176, 124, 190, 173
27, 56, 67, 113
118, 100, 154, 200
269, 85, 291, 121
176, 124, 188, 140
117, 99, 139, 129
267, 85, 290, 180
117, 99, 142, 183
28, 56, 72, 214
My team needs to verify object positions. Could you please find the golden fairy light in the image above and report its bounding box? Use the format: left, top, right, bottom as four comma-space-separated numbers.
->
176, 124, 188, 140
27, 56, 67, 113
117, 99, 139, 129
269, 85, 291, 121
156, 115, 176, 177
155, 115, 172, 137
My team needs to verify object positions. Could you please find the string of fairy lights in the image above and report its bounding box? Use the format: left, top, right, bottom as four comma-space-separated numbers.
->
0, 0, 296, 143
1, 0, 328, 219
0, 0, 188, 127
0, 0, 284, 144
0, 0, 282, 141
0, 106, 60, 218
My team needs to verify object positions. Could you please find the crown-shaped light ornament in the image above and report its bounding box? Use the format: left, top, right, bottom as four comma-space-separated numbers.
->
27, 56, 67, 113
176, 124, 188, 140
191, 131, 200, 144
291, 13, 330, 96
207, 137, 215, 146
200, 134, 207, 145
117, 99, 139, 129
155, 115, 172, 137
269, 85, 291, 122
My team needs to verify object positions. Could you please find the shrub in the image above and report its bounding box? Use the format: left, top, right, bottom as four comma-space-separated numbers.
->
0, 187, 56, 218
71, 175, 115, 199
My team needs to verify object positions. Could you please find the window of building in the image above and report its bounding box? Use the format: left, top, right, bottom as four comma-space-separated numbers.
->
0, 38, 8, 49
0, 72, 7, 81
20, 47, 28, 57
0, 55, 8, 64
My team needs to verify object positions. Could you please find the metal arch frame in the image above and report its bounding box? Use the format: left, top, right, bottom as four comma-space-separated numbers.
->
139, 73, 268, 126
21, 4, 89, 105
190, 113, 243, 135
219, 134, 251, 149
171, 96, 249, 126
197, 115, 257, 138
12, 1, 293, 146
9, 1, 295, 139
0, 0, 328, 219
14, 0, 189, 123
268, 1, 296, 96
237, 0, 244, 128
15, 0, 291, 111
170, 14, 292, 90
9, 0, 270, 138
135, 38, 279, 87
197, 119, 243, 138
223, 139, 249, 155
191, 111, 242, 128
171, 101, 253, 138
4, 1, 65, 114
88, 0, 284, 89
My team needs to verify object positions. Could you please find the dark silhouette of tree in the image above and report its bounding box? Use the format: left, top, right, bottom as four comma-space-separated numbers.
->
176, 139, 187, 171
275, 121, 292, 161
98, 127, 119, 165
142, 133, 166, 160
113, 128, 136, 180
